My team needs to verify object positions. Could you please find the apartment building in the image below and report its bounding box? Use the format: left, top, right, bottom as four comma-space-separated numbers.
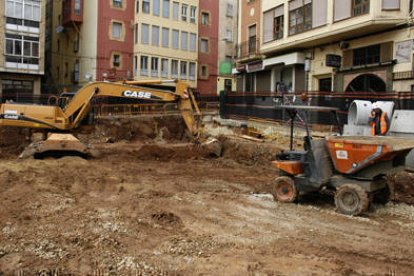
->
234, 0, 262, 92
236, 0, 414, 93
197, 0, 219, 95
133, 0, 198, 88
217, 0, 238, 94
47, 0, 134, 92
1, 0, 45, 98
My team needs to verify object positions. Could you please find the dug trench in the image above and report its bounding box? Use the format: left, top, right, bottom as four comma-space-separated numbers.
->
1, 116, 414, 274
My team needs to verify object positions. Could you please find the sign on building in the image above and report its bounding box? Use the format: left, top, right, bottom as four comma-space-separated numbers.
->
326, 54, 342, 68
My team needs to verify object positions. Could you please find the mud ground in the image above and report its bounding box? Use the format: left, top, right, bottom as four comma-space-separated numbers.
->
1, 118, 414, 275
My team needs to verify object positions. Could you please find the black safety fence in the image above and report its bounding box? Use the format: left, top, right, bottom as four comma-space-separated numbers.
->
220, 91, 414, 126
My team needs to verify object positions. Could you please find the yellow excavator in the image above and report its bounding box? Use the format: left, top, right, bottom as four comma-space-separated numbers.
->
0, 79, 201, 158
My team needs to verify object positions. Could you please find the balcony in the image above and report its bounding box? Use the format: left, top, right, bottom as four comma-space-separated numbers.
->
393, 71, 414, 81
235, 39, 261, 62
261, 0, 410, 55
62, 0, 83, 27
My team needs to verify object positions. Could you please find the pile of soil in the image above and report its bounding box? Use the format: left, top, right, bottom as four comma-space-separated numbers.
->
0, 127, 29, 158
391, 172, 414, 205
81, 115, 190, 143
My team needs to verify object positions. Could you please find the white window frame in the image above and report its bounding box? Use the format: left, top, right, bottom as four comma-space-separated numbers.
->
181, 4, 188, 21
140, 55, 148, 76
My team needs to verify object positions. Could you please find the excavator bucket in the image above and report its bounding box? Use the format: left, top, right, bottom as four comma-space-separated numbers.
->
20, 133, 90, 159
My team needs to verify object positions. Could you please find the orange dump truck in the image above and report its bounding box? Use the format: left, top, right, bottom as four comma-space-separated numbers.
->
270, 106, 414, 216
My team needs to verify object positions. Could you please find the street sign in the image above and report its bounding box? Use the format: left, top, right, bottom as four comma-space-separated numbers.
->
326, 54, 342, 68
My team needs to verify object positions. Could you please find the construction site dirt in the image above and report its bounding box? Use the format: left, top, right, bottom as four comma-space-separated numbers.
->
1, 117, 414, 275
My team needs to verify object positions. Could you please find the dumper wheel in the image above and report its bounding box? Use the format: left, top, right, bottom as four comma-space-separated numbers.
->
272, 176, 298, 203
335, 184, 369, 216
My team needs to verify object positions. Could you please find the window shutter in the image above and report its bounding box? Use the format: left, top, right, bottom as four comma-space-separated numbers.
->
313, 0, 327, 27
263, 10, 274, 43
380, 42, 393, 63
382, 0, 400, 10
334, 0, 351, 21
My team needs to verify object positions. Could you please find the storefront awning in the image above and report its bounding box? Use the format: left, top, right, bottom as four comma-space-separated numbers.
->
263, 52, 305, 68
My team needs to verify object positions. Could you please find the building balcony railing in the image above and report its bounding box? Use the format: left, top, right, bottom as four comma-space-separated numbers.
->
235, 39, 260, 60
393, 71, 414, 81
62, 0, 83, 27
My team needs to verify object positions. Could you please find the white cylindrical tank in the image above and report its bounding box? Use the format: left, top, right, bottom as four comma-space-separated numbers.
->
348, 100, 372, 125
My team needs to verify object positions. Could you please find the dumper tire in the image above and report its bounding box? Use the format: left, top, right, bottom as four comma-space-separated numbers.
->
272, 176, 298, 203
335, 184, 370, 216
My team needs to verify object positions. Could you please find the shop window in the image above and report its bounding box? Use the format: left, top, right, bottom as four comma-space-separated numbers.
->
245, 73, 256, 92
319, 78, 332, 92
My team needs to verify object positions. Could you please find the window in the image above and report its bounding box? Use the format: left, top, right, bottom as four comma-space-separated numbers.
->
248, 25, 256, 54
73, 61, 80, 83
263, 5, 284, 43
181, 4, 188, 21
134, 23, 138, 44
152, 25, 160, 46
180, 61, 187, 79
113, 54, 121, 67
226, 29, 233, 42
142, 0, 150, 13
141, 23, 149, 44
151, 57, 159, 77
353, 0, 369, 16
226, 3, 233, 17
161, 58, 169, 77
6, 0, 41, 22
112, 22, 122, 39
134, 55, 138, 76
113, 0, 123, 8
172, 29, 179, 49
136, 0, 139, 13
65, 62, 69, 78
201, 12, 209, 25
2, 80, 33, 99
162, 27, 169, 47
289, 0, 312, 35
171, 59, 179, 78
5, 33, 39, 65
153, 0, 160, 16
74, 0, 81, 15
140, 55, 148, 76
163, 0, 170, 18
181, 31, 188, 50
189, 33, 197, 52
200, 38, 209, 53
189, 62, 196, 80
190, 6, 197, 23
200, 65, 208, 78
173, 2, 179, 20
353, 44, 380, 66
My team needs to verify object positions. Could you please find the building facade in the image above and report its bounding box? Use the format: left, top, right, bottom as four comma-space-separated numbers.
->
217, 0, 238, 94
1, 0, 45, 98
47, 0, 134, 93
133, 0, 198, 88
197, 0, 219, 95
235, 0, 262, 92
236, 0, 414, 93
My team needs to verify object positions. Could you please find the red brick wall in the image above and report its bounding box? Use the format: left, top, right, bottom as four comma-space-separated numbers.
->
96, 0, 134, 81
197, 0, 219, 96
